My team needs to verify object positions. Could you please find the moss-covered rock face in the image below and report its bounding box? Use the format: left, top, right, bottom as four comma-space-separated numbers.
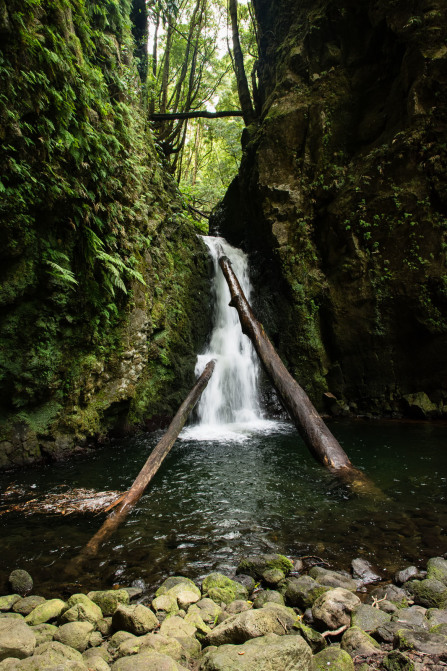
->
0, 0, 210, 468
215, 0, 447, 414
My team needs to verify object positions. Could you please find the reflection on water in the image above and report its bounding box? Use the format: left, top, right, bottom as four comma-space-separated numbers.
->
0, 419, 446, 597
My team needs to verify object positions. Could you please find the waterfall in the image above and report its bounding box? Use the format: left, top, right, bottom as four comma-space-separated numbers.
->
183, 236, 268, 440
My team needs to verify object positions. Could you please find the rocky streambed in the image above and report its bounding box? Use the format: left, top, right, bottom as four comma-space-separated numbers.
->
1, 554, 447, 670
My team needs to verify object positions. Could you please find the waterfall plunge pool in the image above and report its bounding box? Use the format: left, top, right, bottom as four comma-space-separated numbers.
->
1, 236, 446, 597
1, 418, 446, 597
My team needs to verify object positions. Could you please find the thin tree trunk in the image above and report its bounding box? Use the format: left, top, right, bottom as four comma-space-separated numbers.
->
67, 360, 216, 568
228, 0, 255, 125
218, 256, 381, 495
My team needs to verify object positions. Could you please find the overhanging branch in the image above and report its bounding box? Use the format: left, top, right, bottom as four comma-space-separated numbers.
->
150, 110, 244, 121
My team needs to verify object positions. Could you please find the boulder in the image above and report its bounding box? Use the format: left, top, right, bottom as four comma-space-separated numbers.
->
176, 590, 200, 610
294, 622, 326, 653
61, 594, 103, 626
366, 585, 409, 608
189, 599, 222, 625
382, 650, 415, 671
284, 576, 330, 610
391, 606, 429, 630
204, 606, 291, 646
341, 626, 381, 657
395, 627, 447, 654
8, 572, 33, 597
54, 621, 94, 652
97, 618, 113, 636
184, 610, 211, 641
155, 577, 198, 598
351, 558, 381, 586
351, 603, 391, 632
224, 601, 251, 616
89, 631, 103, 647
81, 655, 111, 671
312, 588, 361, 630
201, 573, 247, 605
375, 621, 410, 644
233, 575, 256, 594
394, 566, 420, 585
88, 591, 129, 617
112, 604, 158, 635
0, 619, 36, 661
427, 557, 447, 585
261, 569, 285, 587
311, 647, 354, 671
404, 578, 447, 608
12, 598, 45, 617
30, 640, 85, 665
83, 645, 112, 665
309, 567, 357, 592
174, 635, 201, 660
200, 632, 312, 671
112, 650, 187, 671
159, 615, 196, 639
30, 623, 57, 645
152, 594, 179, 620
116, 632, 183, 661
236, 555, 293, 580
107, 631, 137, 654
24, 599, 66, 626
427, 608, 447, 626
0, 597, 20, 613
253, 590, 284, 609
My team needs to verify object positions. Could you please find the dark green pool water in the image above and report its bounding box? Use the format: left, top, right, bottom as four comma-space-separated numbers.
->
0, 419, 446, 597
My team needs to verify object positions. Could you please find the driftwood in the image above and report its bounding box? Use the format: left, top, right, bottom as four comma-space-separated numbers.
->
218, 256, 381, 495
68, 359, 216, 566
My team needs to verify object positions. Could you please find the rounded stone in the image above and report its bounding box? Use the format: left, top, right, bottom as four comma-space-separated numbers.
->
8, 571, 33, 596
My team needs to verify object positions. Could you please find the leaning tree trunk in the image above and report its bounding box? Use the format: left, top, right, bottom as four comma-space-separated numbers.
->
67, 360, 216, 571
219, 256, 382, 495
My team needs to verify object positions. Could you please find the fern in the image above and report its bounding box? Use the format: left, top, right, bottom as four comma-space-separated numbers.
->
46, 260, 78, 286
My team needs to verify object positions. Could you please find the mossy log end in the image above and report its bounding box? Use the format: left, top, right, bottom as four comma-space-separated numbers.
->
218, 255, 381, 495
67, 359, 216, 569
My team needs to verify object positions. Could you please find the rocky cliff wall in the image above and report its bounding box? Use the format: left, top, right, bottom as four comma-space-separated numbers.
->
216, 0, 447, 418
0, 0, 210, 468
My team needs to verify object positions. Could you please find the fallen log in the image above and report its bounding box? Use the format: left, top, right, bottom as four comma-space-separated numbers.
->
68, 359, 216, 566
218, 256, 381, 495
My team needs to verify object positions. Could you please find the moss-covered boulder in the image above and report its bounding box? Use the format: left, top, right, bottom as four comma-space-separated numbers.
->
309, 567, 357, 592
311, 647, 354, 671
341, 626, 381, 657
201, 633, 312, 671
404, 579, 447, 609
284, 576, 330, 610
88, 591, 129, 617
312, 589, 361, 630
236, 555, 293, 580
24, 599, 66, 626
0, 618, 36, 661
426, 557, 447, 586
382, 650, 415, 671
61, 595, 103, 626
395, 627, 447, 654
352, 604, 391, 632
54, 622, 94, 652
253, 590, 285, 609
201, 573, 248, 605
12, 598, 46, 617
155, 578, 199, 598
204, 608, 292, 646
111, 604, 158, 636
294, 621, 327, 653
0, 596, 20, 613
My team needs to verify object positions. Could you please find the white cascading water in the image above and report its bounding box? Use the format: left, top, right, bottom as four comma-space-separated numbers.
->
182, 236, 271, 441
